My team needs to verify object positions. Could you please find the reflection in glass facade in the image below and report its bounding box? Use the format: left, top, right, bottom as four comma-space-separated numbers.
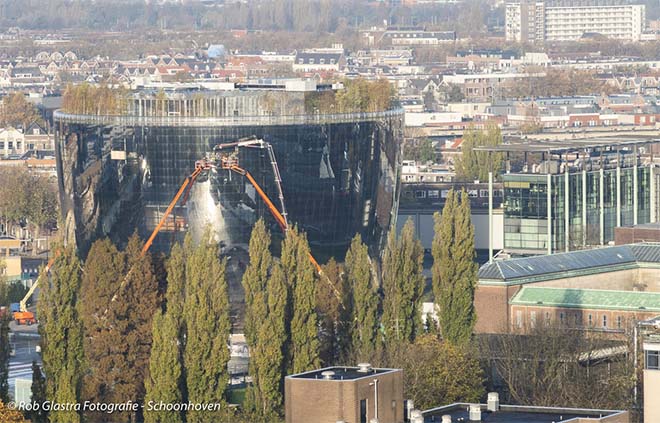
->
54, 97, 404, 261
55, 88, 403, 327
503, 164, 654, 254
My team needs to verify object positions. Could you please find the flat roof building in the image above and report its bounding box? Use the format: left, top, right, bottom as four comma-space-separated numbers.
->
285, 364, 404, 423
422, 400, 629, 422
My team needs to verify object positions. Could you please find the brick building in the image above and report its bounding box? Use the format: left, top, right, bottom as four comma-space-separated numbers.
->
285, 364, 404, 423
475, 243, 660, 334
615, 223, 660, 244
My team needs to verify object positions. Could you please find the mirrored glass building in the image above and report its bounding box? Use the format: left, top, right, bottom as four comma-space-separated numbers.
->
54, 82, 404, 262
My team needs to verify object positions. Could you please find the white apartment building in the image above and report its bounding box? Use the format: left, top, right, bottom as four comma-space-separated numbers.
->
507, 0, 646, 43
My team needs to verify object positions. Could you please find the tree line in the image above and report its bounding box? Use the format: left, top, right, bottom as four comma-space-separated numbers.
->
29, 187, 482, 422
0, 167, 58, 254
25, 185, 633, 422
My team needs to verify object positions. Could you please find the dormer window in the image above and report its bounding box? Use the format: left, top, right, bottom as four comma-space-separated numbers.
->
309, 59, 315, 64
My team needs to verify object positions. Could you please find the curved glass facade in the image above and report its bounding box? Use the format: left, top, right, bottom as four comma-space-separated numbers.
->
54, 107, 404, 262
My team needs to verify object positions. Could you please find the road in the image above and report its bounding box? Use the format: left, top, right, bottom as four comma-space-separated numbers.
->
8, 321, 41, 400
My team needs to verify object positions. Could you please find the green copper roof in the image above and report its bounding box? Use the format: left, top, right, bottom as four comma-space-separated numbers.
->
510, 287, 660, 312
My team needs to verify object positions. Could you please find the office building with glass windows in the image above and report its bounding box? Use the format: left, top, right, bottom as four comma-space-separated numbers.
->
480, 138, 660, 257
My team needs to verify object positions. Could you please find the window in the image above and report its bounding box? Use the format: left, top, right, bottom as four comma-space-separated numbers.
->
360, 399, 368, 423
588, 314, 593, 326
530, 311, 537, 328
480, 189, 489, 197
560, 312, 565, 325
516, 310, 523, 328
319, 59, 325, 64
309, 59, 315, 64
617, 316, 622, 329
428, 190, 439, 198
468, 190, 478, 198
415, 190, 426, 199
646, 350, 660, 370
602, 315, 607, 328
0, 142, 4, 150
8, 141, 13, 149
545, 312, 551, 326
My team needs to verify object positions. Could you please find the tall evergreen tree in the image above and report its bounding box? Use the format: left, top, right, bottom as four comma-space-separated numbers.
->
0, 316, 9, 403
38, 246, 83, 423
242, 220, 272, 413
30, 362, 47, 423
281, 227, 320, 374
144, 242, 186, 423
345, 234, 379, 361
254, 262, 288, 417
80, 236, 159, 422
317, 258, 351, 365
381, 219, 424, 348
183, 231, 230, 422
432, 189, 478, 345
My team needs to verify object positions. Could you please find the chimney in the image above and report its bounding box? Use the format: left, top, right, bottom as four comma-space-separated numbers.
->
441, 415, 452, 423
468, 404, 481, 421
487, 392, 500, 412
321, 370, 335, 380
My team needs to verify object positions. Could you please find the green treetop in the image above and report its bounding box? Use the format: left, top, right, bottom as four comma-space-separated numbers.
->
432, 189, 478, 345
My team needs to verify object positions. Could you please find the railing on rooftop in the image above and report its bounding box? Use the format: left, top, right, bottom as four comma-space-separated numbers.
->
53, 108, 405, 128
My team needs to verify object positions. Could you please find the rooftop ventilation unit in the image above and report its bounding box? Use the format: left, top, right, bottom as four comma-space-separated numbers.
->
468, 404, 481, 421
321, 371, 335, 380
357, 363, 372, 373
487, 392, 500, 412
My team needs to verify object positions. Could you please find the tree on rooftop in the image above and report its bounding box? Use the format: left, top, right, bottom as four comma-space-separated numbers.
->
432, 189, 477, 345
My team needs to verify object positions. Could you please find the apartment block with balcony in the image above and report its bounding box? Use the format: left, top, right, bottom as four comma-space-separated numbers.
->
506, 0, 646, 43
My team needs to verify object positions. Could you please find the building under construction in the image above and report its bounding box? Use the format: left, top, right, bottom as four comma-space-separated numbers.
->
54, 81, 404, 323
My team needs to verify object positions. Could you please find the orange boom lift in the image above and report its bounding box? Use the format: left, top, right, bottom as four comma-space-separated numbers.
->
138, 137, 335, 293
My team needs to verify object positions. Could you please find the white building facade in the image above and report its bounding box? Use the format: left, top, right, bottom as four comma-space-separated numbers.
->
506, 0, 646, 43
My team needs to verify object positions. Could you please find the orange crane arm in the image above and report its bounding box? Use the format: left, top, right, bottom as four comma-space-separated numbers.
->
17, 254, 57, 313
141, 165, 205, 256
230, 165, 322, 274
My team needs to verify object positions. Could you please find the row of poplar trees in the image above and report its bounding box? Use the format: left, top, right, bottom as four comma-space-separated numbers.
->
37, 231, 233, 423
241, 188, 478, 419
35, 187, 476, 422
